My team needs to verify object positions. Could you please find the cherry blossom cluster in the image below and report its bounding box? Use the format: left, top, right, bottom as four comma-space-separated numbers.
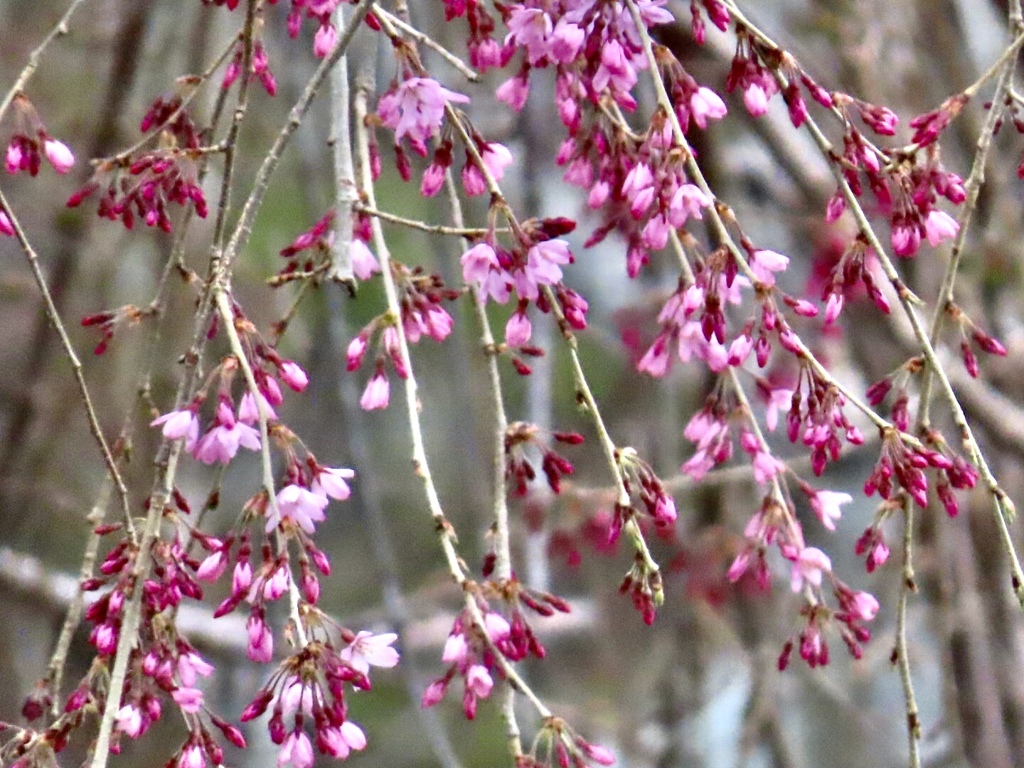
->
3, 93, 75, 179
504, 421, 583, 496
424, 580, 570, 720
517, 717, 616, 768
223, 36, 278, 95
342, 249, 459, 410
67, 95, 208, 231
275, 208, 381, 283
238, 629, 398, 768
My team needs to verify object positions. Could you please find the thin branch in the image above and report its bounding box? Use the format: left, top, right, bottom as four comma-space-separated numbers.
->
328, 3, 358, 285
0, 186, 135, 540
356, 203, 494, 237
0, 0, 91, 125
372, 5, 480, 82
895, 497, 922, 768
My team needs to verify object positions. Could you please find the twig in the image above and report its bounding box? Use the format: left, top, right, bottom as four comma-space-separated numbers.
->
372, 4, 480, 82
442, 166, 524, 757
0, 0, 91, 125
327, 3, 357, 285
356, 203, 494, 236
214, 289, 308, 648
353, 67, 554, 725
0, 186, 136, 540
895, 496, 922, 768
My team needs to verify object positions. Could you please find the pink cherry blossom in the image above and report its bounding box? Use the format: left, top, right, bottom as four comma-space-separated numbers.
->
849, 590, 880, 621
461, 242, 511, 304
360, 371, 390, 411
269, 483, 329, 533
171, 686, 204, 713
924, 209, 959, 246
495, 73, 530, 111
278, 361, 309, 392
0, 211, 13, 236
151, 409, 200, 450
339, 631, 400, 676
278, 729, 315, 768
743, 83, 770, 116
689, 86, 728, 129
790, 546, 832, 592
191, 402, 261, 465
238, 391, 277, 425
810, 489, 852, 531
179, 744, 205, 768
465, 663, 493, 697
312, 23, 337, 58
44, 139, 75, 173
749, 249, 789, 286
505, 309, 532, 347
377, 77, 469, 154
350, 239, 381, 280
116, 704, 143, 738
177, 650, 214, 686
312, 465, 355, 500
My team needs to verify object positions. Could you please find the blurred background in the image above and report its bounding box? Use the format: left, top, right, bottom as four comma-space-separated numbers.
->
2, 0, 1024, 766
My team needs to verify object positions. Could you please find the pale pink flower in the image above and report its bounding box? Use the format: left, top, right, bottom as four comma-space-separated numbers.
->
764, 387, 793, 431
654, 494, 677, 525
637, 336, 671, 377
278, 730, 315, 768
549, 19, 585, 63
171, 687, 204, 713
196, 550, 227, 582
269, 483, 329, 533
313, 23, 337, 58
442, 633, 469, 665
44, 139, 74, 174
238, 391, 277, 425
312, 465, 355, 500
360, 371, 390, 411
743, 83, 770, 116
178, 650, 214, 686
668, 184, 711, 226
247, 614, 273, 662
339, 631, 400, 676
319, 721, 367, 758
749, 249, 789, 286
505, 7, 553, 64
752, 450, 785, 484
279, 361, 309, 392
465, 664, 493, 697
824, 293, 844, 324
495, 74, 530, 111
505, 309, 532, 347
810, 490, 852, 531
151, 409, 200, 450
5, 142, 23, 174
592, 39, 638, 96
690, 86, 728, 129
849, 590, 880, 621
351, 239, 381, 280
790, 547, 832, 592
179, 744, 205, 768
262, 564, 291, 601
192, 401, 260, 465
484, 612, 511, 643
377, 77, 469, 153
461, 242, 511, 304
515, 239, 572, 300
116, 704, 143, 738
924, 209, 959, 246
